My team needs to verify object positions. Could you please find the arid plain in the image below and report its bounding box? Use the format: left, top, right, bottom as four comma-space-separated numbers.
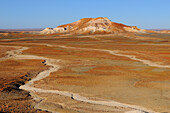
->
0, 32, 170, 113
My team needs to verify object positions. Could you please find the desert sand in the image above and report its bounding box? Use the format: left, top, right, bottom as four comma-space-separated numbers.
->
0, 31, 170, 113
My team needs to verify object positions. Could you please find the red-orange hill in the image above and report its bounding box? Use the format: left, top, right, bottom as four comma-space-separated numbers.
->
42, 17, 146, 34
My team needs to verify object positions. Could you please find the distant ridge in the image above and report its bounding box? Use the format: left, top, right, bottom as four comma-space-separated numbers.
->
0, 28, 44, 32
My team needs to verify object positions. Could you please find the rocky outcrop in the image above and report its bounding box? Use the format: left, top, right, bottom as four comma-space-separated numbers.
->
41, 17, 146, 34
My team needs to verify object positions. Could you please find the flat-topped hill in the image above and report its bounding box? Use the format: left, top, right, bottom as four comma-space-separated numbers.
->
41, 17, 146, 34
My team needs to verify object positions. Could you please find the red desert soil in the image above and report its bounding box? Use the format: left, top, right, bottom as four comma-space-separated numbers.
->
0, 46, 15, 58
22, 40, 170, 112
0, 58, 49, 112
0, 32, 170, 112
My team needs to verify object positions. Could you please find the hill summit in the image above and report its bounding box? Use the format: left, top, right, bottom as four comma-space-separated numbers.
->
41, 17, 145, 34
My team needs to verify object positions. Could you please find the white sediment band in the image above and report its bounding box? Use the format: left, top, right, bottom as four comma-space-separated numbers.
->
57, 45, 170, 68
0, 44, 158, 112
19, 55, 154, 113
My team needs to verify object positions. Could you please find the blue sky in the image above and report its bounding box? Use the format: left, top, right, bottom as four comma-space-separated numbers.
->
0, 0, 170, 29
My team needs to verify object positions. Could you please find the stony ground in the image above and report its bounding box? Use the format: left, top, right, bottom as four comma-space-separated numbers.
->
0, 32, 170, 112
